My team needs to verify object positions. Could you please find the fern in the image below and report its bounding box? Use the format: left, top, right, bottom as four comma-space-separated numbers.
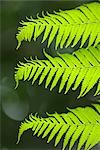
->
15, 45, 100, 98
16, 101, 100, 150
16, 2, 100, 50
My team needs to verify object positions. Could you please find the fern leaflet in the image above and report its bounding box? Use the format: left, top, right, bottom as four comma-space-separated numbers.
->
15, 45, 100, 98
16, 2, 100, 50
17, 101, 100, 150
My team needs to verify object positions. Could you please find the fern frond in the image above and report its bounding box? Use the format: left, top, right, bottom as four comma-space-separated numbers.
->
16, 2, 100, 50
15, 45, 100, 98
17, 101, 100, 150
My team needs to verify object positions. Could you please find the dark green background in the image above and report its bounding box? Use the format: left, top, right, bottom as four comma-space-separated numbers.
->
1, 0, 100, 149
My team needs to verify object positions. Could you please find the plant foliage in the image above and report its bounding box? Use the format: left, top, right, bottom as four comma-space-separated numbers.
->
16, 2, 100, 50
17, 101, 100, 150
15, 45, 100, 98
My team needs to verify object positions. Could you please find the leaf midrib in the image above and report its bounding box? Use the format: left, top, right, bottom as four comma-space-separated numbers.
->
33, 121, 100, 126
27, 21, 100, 27
34, 65, 100, 69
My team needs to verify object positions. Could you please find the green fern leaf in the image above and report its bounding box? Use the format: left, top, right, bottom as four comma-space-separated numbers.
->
16, 2, 100, 50
15, 45, 100, 98
16, 101, 100, 150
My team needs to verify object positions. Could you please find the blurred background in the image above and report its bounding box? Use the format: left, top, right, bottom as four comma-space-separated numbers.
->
1, 0, 100, 150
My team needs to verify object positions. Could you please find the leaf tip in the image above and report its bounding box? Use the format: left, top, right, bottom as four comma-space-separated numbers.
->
15, 80, 19, 89
16, 41, 21, 50
16, 139, 20, 145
